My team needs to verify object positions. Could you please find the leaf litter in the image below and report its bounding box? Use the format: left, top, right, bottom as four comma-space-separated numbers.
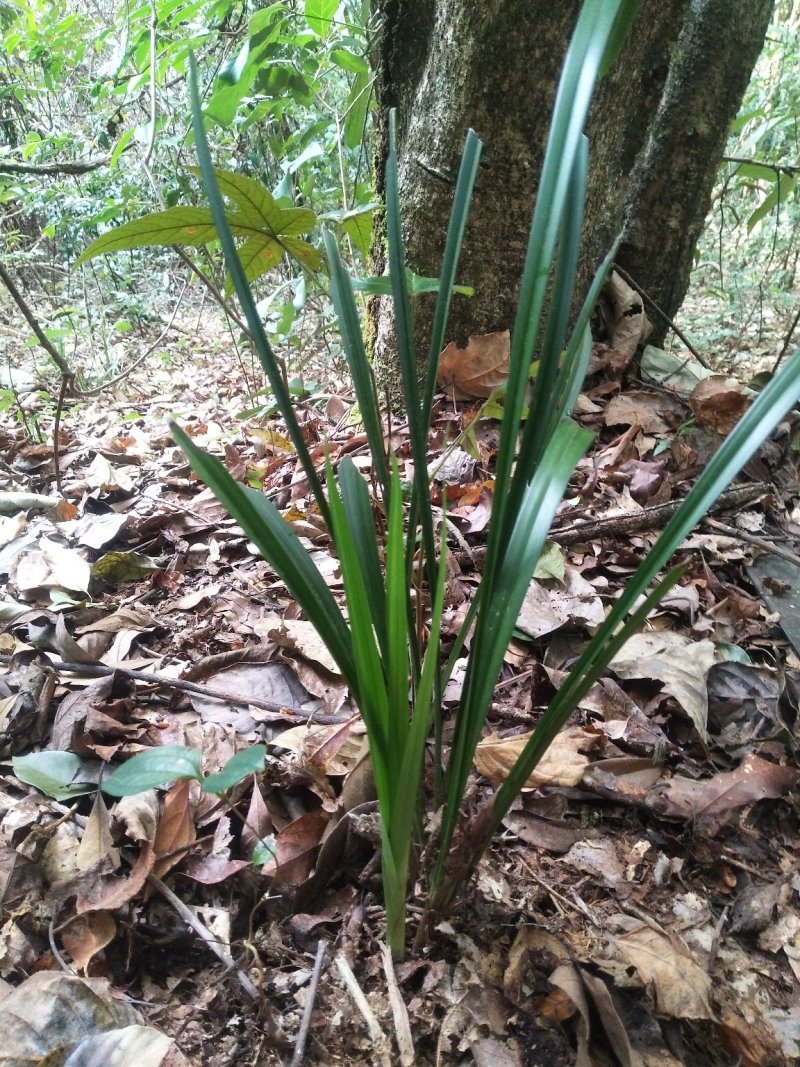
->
1, 325, 800, 1065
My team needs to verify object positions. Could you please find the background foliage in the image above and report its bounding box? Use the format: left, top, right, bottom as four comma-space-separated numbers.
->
1, 0, 375, 405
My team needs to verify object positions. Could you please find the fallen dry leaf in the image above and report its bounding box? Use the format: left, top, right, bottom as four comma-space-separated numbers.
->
437, 330, 510, 399
474, 725, 605, 788
690, 375, 749, 434
646, 753, 800, 832
615, 921, 713, 1020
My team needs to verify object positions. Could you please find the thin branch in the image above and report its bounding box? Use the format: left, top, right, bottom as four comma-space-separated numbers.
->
0, 654, 353, 724
0, 157, 111, 176
148, 874, 259, 999
723, 155, 800, 178
772, 302, 800, 374
0, 261, 74, 381
289, 941, 327, 1067
143, 0, 158, 167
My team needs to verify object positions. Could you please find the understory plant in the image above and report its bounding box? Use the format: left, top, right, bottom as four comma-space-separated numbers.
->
163, 0, 800, 958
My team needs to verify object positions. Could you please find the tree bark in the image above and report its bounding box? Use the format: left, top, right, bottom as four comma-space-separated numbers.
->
372, 0, 774, 378
617, 0, 775, 343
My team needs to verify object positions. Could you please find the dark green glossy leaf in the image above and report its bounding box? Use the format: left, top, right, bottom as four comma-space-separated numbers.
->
203, 745, 267, 794
13, 751, 96, 801
102, 745, 203, 797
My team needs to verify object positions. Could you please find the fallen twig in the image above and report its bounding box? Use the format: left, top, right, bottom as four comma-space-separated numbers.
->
334, 954, 391, 1067
0, 654, 353, 724
148, 874, 259, 999
379, 942, 415, 1066
290, 940, 327, 1067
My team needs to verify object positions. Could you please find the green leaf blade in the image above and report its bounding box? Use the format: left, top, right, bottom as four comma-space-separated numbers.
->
102, 745, 203, 797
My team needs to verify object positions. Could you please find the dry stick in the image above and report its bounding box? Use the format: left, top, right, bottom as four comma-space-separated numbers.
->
148, 874, 259, 999
379, 943, 415, 1067
612, 264, 709, 368
701, 516, 800, 568
142, 0, 158, 168
289, 940, 327, 1067
0, 654, 352, 723
547, 482, 767, 548
334, 955, 392, 1067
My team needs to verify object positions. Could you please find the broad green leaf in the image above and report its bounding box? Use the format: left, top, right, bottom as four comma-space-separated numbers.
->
340, 205, 375, 259
102, 745, 203, 797
747, 174, 796, 231
76, 207, 217, 263
330, 47, 368, 75
252, 835, 278, 865
532, 540, 565, 581
344, 69, 372, 149
305, 0, 338, 36
190, 168, 316, 236
203, 745, 266, 794
733, 161, 782, 181
13, 751, 96, 801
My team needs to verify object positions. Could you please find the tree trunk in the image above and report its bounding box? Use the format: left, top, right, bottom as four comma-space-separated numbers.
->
372, 0, 774, 377
617, 0, 775, 343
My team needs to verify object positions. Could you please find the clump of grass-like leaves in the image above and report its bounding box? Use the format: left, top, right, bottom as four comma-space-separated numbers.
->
162, 0, 800, 958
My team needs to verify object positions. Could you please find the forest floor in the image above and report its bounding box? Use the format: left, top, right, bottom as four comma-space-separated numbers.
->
1, 304, 800, 1067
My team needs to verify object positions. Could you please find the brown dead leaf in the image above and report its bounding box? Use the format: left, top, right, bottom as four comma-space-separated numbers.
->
437, 330, 510, 399
504, 926, 571, 1008
153, 780, 196, 879
241, 783, 272, 857
615, 922, 713, 1020
76, 842, 155, 913
610, 631, 715, 739
604, 391, 681, 434
474, 725, 605, 788
76, 793, 120, 872
690, 375, 749, 434
562, 838, 625, 888
61, 911, 117, 973
262, 809, 328, 887
598, 270, 652, 363
646, 753, 800, 831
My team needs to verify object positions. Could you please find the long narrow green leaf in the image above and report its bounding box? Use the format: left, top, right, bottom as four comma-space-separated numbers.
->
381, 823, 407, 956
513, 135, 589, 496
173, 424, 356, 683
384, 455, 411, 763
393, 515, 449, 839
599, 0, 642, 76
422, 130, 482, 425
489, 0, 626, 553
338, 458, 388, 657
324, 458, 394, 785
186, 56, 331, 525
323, 228, 391, 497
485, 345, 800, 851
384, 111, 438, 602
492, 568, 684, 821
435, 418, 592, 885
385, 111, 420, 419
